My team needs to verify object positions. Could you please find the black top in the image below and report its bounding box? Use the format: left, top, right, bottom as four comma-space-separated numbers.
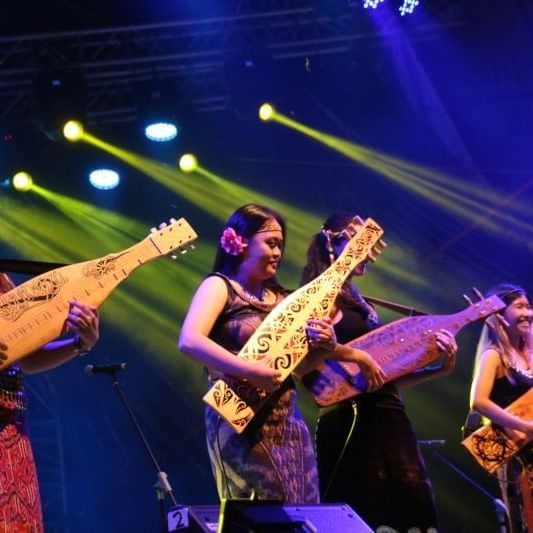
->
334, 302, 404, 410
490, 365, 533, 409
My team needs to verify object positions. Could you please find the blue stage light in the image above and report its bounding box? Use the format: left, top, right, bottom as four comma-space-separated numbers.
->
89, 169, 120, 190
363, 0, 385, 8
399, 0, 419, 16
144, 122, 178, 142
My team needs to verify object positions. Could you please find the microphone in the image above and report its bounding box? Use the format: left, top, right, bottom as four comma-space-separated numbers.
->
84, 363, 127, 376
418, 439, 447, 448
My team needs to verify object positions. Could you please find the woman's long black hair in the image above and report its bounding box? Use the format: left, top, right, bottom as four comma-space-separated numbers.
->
213, 203, 286, 290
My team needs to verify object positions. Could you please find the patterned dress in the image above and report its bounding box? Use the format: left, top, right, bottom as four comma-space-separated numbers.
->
204, 273, 319, 503
490, 363, 533, 533
315, 302, 438, 531
0, 366, 44, 533
0, 273, 44, 533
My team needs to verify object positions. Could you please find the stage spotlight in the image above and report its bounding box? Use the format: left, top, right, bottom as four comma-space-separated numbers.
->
363, 0, 385, 8
178, 154, 198, 173
12, 171, 33, 192
63, 120, 84, 141
138, 80, 179, 142
259, 103, 275, 122
399, 0, 419, 15
144, 122, 178, 142
89, 169, 120, 190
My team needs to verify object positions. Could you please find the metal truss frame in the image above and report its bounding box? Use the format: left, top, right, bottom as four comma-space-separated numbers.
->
0, 0, 465, 127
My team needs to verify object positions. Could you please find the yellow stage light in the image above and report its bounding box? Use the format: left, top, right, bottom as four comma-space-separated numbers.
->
12, 171, 33, 192
63, 120, 84, 141
259, 103, 275, 121
179, 153, 198, 173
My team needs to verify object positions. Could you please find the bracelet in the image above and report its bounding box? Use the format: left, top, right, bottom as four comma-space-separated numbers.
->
73, 335, 93, 357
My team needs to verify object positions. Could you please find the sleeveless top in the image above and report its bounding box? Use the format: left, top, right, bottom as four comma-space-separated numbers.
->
203, 273, 319, 503
206, 272, 289, 382
208, 274, 285, 353
490, 365, 533, 409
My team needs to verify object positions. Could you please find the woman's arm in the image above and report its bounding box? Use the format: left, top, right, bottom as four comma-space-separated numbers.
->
471, 348, 533, 438
178, 276, 281, 391
328, 343, 386, 391
20, 300, 100, 374
294, 317, 386, 391
396, 329, 457, 389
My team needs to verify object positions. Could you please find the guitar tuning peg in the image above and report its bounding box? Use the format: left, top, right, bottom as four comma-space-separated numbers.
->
472, 287, 484, 301
150, 227, 157, 233
462, 294, 474, 305
170, 254, 177, 260
180, 249, 188, 255
496, 313, 510, 328
159, 222, 168, 229
378, 239, 388, 249
190, 244, 196, 250
169, 217, 177, 224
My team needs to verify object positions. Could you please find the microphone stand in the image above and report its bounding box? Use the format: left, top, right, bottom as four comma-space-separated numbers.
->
422, 443, 508, 532
99, 366, 178, 533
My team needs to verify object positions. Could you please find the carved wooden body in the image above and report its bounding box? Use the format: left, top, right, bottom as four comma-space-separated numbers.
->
462, 388, 533, 474
203, 218, 384, 434
0, 218, 197, 369
302, 295, 505, 406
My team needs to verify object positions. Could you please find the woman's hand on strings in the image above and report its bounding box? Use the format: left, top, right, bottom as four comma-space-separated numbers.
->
306, 317, 337, 353
352, 349, 387, 392
435, 329, 458, 375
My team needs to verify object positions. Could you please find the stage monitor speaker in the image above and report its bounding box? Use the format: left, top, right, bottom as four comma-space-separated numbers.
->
183, 501, 372, 533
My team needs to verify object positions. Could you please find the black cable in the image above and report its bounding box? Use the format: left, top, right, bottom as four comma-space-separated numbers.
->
322, 401, 358, 501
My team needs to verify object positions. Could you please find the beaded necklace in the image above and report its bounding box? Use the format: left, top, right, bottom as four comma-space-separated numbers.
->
232, 276, 266, 302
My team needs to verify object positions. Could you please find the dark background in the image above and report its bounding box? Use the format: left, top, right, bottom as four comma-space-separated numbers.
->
1, 1, 532, 531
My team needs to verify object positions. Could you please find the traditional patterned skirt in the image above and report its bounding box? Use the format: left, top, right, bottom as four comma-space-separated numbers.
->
0, 422, 43, 533
205, 384, 319, 504
497, 445, 533, 533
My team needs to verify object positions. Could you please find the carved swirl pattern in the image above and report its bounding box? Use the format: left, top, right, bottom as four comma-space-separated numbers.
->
309, 308, 501, 406
252, 332, 274, 355
234, 398, 250, 416
471, 429, 518, 470
82, 255, 118, 279
0, 272, 67, 322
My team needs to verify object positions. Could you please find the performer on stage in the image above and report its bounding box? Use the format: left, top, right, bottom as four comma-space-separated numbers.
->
0, 271, 100, 532
178, 203, 336, 503
469, 283, 533, 532
301, 213, 457, 531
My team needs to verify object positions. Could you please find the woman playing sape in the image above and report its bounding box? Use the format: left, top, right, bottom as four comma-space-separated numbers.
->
301, 213, 458, 532
469, 283, 533, 532
179, 204, 335, 503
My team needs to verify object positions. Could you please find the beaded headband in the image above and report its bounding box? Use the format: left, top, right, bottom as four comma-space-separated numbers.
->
320, 214, 365, 264
255, 220, 282, 234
